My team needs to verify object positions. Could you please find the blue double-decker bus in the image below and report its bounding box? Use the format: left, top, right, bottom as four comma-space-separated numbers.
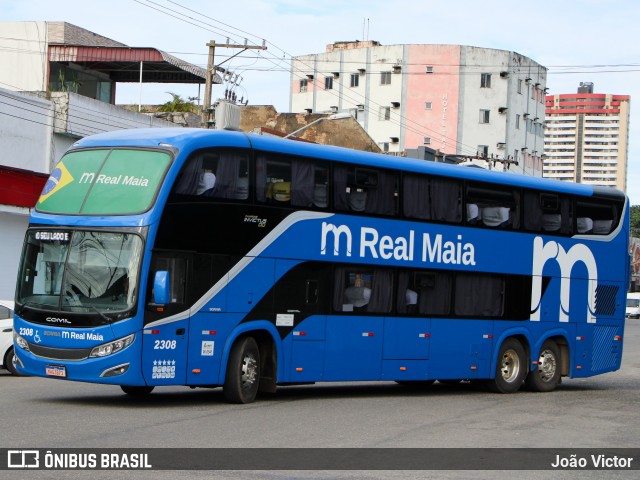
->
13, 128, 630, 403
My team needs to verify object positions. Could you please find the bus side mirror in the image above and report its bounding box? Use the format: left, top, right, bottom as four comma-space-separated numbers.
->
153, 271, 170, 305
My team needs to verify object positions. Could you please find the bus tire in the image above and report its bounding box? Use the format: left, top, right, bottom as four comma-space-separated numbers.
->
224, 336, 260, 404
4, 347, 21, 376
488, 338, 526, 393
121, 385, 154, 396
525, 339, 561, 392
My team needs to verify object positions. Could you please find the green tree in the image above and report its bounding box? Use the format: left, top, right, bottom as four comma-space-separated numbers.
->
157, 92, 197, 113
631, 205, 640, 237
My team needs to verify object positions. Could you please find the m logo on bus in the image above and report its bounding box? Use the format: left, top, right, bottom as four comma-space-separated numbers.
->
321, 222, 353, 257
530, 236, 597, 323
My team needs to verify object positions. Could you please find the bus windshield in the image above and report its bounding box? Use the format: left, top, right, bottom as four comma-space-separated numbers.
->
17, 230, 144, 316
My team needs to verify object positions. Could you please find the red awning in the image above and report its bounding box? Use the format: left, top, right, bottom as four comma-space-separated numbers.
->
48, 46, 221, 84
0, 166, 48, 208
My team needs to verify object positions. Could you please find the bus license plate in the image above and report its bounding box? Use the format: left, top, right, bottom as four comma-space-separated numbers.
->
46, 365, 66, 378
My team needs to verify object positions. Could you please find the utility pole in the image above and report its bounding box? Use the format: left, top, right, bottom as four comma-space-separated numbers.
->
201, 40, 267, 128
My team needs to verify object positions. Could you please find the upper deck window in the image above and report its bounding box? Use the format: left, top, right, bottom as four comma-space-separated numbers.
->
174, 150, 249, 201
36, 149, 172, 215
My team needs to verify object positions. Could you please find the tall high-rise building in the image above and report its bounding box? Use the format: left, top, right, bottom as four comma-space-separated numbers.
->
290, 41, 547, 176
543, 82, 630, 191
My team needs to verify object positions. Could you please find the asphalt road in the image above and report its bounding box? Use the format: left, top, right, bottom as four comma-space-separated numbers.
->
2, 320, 640, 480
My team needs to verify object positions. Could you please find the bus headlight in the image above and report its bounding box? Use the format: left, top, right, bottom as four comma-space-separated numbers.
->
15, 333, 30, 351
89, 334, 135, 358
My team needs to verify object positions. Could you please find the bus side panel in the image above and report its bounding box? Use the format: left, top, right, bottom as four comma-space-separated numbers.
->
185, 312, 243, 385
428, 319, 494, 380
226, 257, 276, 313
289, 315, 327, 382
382, 317, 430, 360
324, 315, 383, 380
141, 318, 189, 385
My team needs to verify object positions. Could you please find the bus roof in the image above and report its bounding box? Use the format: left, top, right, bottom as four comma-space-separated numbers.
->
72, 128, 625, 202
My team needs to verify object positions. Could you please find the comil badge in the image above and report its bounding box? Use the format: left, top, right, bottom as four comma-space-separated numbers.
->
39, 162, 75, 202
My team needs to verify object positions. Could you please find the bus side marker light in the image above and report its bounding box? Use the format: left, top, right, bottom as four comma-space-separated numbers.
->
470, 366, 477, 370
576, 365, 582, 369
614, 336, 622, 341
192, 369, 201, 374
202, 330, 217, 335
532, 361, 539, 365
293, 331, 306, 336
576, 336, 585, 341
418, 333, 430, 338
143, 330, 160, 335
362, 332, 374, 337
400, 367, 407, 371
483, 334, 493, 339
296, 368, 303, 372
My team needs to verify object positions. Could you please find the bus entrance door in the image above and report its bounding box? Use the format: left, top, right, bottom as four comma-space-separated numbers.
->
141, 254, 191, 386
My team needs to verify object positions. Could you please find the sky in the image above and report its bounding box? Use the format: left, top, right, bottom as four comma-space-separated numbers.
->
2, 0, 639, 204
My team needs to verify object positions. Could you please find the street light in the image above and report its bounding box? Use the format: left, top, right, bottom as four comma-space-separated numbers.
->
284, 112, 351, 139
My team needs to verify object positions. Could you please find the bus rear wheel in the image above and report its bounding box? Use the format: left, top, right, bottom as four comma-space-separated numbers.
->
121, 385, 154, 396
525, 339, 561, 392
224, 336, 261, 404
488, 338, 526, 393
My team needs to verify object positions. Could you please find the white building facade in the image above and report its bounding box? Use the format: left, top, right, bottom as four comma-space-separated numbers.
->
290, 41, 547, 175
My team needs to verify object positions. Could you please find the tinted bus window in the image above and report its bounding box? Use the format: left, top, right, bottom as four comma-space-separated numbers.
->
403, 175, 462, 223
466, 183, 519, 229
334, 165, 398, 215
576, 199, 618, 235
333, 267, 392, 313
256, 154, 329, 208
397, 270, 452, 315
523, 191, 573, 235
174, 149, 249, 200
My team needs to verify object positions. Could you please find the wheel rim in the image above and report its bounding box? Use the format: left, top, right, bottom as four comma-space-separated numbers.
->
500, 349, 521, 383
241, 353, 258, 389
537, 349, 557, 383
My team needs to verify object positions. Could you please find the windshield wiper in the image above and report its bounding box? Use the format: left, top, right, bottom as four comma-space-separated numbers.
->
87, 305, 113, 325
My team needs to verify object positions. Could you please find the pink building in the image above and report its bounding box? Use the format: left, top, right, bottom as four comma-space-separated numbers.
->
291, 41, 546, 176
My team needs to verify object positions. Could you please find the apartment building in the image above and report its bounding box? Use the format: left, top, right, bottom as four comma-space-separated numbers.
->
543, 82, 630, 191
290, 41, 547, 175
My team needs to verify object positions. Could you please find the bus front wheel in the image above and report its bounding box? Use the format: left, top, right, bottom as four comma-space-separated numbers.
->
224, 336, 261, 404
488, 338, 526, 393
525, 339, 561, 392
121, 385, 154, 396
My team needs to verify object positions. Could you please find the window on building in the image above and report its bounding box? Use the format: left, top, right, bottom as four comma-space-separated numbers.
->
425, 66, 434, 74
424, 137, 431, 145
380, 142, 389, 152
350, 73, 359, 88
324, 76, 333, 90
515, 114, 520, 129
479, 109, 490, 124
424, 101, 432, 110
517, 79, 523, 94
299, 79, 308, 93
379, 106, 391, 121
481, 73, 492, 88
478, 145, 489, 158
380, 71, 391, 85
